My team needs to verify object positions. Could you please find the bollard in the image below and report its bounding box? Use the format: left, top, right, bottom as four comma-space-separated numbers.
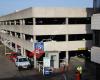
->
76, 71, 80, 80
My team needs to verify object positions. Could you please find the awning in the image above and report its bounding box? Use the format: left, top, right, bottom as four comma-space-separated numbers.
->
32, 49, 45, 59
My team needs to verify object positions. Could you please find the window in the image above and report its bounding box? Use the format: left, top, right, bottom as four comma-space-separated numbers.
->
11, 20, 15, 25
7, 21, 10, 25
0, 21, 4, 25
0, 22, 2, 25
16, 33, 20, 38
16, 20, 20, 25
4, 21, 6, 25
36, 18, 66, 25
24, 18, 33, 25
68, 17, 91, 24
11, 32, 15, 36
19, 58, 28, 62
7, 31, 10, 35
25, 34, 33, 41
36, 35, 66, 42
12, 42, 15, 48
68, 34, 93, 41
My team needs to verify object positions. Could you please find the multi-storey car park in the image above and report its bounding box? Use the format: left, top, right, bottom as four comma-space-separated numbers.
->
0, 7, 93, 69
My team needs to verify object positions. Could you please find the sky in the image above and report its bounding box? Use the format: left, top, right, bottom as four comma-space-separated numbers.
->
0, 0, 93, 16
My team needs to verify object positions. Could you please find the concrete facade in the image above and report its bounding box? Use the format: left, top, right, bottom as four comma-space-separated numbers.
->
91, 0, 100, 64
0, 7, 93, 68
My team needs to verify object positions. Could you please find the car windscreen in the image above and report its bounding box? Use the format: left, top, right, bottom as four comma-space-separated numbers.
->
19, 58, 28, 62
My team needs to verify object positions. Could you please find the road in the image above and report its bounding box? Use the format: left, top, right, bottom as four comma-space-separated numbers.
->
0, 54, 45, 80
0, 53, 96, 80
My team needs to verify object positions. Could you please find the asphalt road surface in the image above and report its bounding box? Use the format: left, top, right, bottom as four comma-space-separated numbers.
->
0, 53, 96, 80
0, 54, 45, 80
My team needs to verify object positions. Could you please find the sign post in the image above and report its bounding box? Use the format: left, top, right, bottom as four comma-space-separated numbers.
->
34, 41, 44, 68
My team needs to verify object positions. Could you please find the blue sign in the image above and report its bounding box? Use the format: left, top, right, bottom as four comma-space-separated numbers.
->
44, 67, 51, 76
34, 41, 44, 50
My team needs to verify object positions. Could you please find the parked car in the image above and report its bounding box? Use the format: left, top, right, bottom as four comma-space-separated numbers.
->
15, 56, 32, 71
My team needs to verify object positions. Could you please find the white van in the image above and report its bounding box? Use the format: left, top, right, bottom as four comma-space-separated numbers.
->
15, 56, 31, 70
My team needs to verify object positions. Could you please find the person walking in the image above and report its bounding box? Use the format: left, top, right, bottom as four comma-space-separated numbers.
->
76, 65, 83, 80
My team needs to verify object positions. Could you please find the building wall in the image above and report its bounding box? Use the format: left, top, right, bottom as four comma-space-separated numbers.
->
91, 14, 100, 64
32, 8, 92, 17
91, 14, 100, 30
33, 25, 91, 35
91, 47, 100, 64
0, 7, 93, 54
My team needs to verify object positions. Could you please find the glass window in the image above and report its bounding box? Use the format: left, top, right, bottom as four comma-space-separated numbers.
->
19, 58, 28, 62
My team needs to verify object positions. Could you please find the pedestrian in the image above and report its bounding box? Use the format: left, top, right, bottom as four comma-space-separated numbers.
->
76, 65, 82, 79
76, 70, 80, 80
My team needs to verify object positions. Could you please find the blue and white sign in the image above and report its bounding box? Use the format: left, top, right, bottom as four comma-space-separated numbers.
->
34, 41, 44, 50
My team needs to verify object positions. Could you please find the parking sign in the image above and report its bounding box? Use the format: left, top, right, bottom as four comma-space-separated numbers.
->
34, 41, 44, 50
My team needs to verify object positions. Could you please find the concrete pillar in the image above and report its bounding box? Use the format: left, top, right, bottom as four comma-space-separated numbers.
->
9, 21, 11, 25
33, 36, 37, 68
56, 52, 59, 68
15, 44, 18, 52
20, 20, 23, 25
22, 34, 25, 40
66, 34, 68, 41
20, 34, 22, 40
65, 51, 69, 66
66, 18, 68, 24
22, 19, 25, 25
33, 18, 36, 25
14, 20, 16, 25
10, 31, 12, 36
15, 32, 17, 37
23, 48, 26, 56
20, 33, 25, 40
21, 47, 26, 56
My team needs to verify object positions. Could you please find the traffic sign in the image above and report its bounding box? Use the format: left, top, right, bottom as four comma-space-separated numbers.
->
33, 41, 44, 59
34, 41, 44, 50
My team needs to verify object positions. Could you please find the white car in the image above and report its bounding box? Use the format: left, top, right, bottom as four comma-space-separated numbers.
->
15, 56, 31, 70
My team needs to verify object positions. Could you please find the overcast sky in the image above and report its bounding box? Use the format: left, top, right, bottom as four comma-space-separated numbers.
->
0, 0, 93, 16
